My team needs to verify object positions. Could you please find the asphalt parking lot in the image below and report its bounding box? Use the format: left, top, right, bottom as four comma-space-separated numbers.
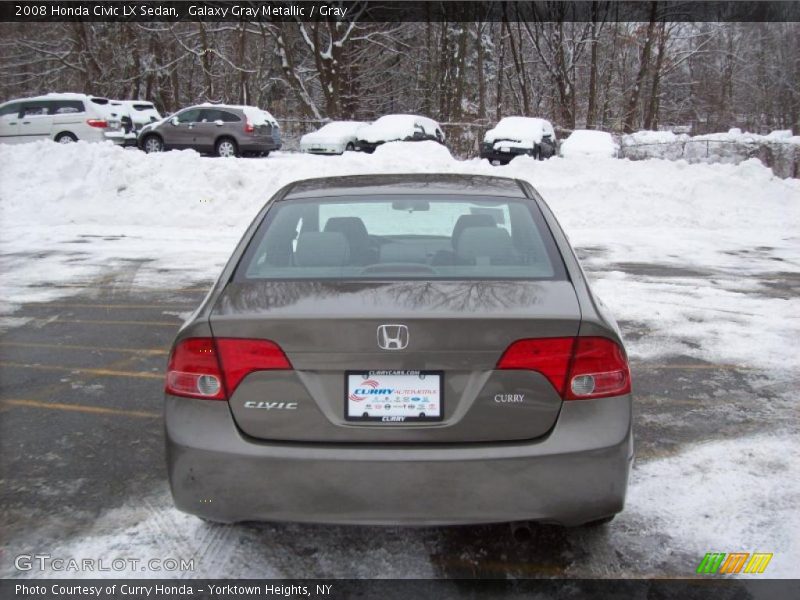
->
2, 257, 795, 579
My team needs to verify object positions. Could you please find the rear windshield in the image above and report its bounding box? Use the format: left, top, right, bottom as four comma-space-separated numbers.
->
236, 195, 566, 281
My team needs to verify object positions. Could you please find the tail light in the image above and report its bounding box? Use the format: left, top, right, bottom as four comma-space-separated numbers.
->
497, 336, 630, 400
165, 337, 291, 400
86, 119, 108, 128
244, 121, 255, 134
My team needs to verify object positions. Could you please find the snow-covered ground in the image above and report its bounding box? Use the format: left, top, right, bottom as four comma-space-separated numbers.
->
1, 140, 799, 578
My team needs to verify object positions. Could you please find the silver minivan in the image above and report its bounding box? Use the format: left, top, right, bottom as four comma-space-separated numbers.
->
0, 93, 127, 145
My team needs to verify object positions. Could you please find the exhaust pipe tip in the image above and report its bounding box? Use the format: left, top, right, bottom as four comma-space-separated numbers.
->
510, 521, 532, 542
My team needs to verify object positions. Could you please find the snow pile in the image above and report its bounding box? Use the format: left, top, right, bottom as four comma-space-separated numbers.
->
612, 433, 800, 578
372, 140, 452, 162
484, 116, 554, 148
622, 128, 800, 177
1, 140, 799, 371
559, 129, 618, 158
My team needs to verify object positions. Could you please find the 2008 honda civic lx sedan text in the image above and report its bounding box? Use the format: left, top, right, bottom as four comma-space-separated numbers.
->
165, 173, 633, 527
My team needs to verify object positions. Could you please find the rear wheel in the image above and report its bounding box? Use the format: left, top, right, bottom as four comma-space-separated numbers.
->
142, 135, 164, 153
55, 132, 77, 144
345, 142, 355, 152
215, 137, 238, 158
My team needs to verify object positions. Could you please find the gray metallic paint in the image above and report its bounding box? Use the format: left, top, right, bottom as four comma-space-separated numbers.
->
164, 173, 633, 525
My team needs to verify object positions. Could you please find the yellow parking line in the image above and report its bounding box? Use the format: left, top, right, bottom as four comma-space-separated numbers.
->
28, 318, 178, 327
0, 361, 164, 379
1, 398, 159, 419
0, 341, 168, 356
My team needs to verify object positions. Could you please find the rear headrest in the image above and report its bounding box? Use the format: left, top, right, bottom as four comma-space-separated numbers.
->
294, 232, 349, 267
456, 227, 514, 262
323, 217, 369, 240
452, 214, 496, 247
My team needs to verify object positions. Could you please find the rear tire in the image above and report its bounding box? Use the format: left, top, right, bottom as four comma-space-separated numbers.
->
345, 142, 355, 152
215, 137, 238, 158
55, 132, 77, 144
142, 135, 164, 153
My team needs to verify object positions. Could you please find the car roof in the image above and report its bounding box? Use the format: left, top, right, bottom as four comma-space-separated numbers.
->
284, 174, 528, 199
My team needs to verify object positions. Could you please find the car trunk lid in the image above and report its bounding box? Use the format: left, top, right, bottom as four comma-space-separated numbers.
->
210, 280, 581, 443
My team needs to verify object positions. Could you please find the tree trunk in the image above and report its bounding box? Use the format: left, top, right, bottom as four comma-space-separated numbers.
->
622, 2, 658, 133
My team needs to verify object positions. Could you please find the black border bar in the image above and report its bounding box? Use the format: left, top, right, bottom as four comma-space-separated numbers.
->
2, 1, 800, 23
4, 579, 800, 599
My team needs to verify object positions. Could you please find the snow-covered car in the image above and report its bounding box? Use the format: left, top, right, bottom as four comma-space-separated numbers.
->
138, 103, 282, 157
103, 100, 162, 146
0, 93, 128, 145
559, 129, 619, 159
300, 121, 369, 155
481, 117, 558, 164
355, 114, 445, 153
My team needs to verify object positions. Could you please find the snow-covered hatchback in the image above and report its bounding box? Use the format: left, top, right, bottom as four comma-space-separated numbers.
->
481, 117, 558, 164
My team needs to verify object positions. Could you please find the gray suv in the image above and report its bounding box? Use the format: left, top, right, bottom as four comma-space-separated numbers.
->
138, 104, 281, 157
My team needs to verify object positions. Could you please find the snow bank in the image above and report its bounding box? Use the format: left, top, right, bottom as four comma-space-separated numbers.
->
622, 128, 800, 177
560, 129, 618, 158
1, 140, 799, 371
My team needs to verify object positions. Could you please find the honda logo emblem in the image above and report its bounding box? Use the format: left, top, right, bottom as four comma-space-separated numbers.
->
377, 324, 409, 350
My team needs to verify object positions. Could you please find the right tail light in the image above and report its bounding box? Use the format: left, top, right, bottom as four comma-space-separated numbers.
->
497, 336, 630, 400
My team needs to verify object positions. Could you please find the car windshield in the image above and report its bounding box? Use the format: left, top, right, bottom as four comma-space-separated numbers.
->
236, 195, 566, 281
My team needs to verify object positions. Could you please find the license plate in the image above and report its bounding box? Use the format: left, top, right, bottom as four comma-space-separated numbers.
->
500, 146, 511, 152
346, 370, 443, 422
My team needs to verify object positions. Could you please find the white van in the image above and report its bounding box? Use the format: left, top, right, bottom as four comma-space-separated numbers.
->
0, 93, 127, 145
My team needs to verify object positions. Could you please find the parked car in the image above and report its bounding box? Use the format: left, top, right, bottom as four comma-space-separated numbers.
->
103, 101, 138, 147
102, 99, 163, 146
0, 93, 127, 145
355, 114, 445, 153
164, 173, 633, 527
559, 129, 619, 158
138, 103, 281, 157
300, 121, 369, 155
481, 117, 558, 164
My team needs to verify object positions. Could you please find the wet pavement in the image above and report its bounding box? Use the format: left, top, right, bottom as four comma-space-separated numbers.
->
0, 261, 796, 579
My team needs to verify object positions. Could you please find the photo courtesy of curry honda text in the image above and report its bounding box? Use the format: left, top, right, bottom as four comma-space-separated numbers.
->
164, 173, 633, 527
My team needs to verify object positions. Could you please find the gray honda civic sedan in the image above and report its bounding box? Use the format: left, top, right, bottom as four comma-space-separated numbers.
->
165, 173, 633, 526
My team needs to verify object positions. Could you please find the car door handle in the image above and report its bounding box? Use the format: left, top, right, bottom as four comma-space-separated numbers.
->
22, 121, 30, 124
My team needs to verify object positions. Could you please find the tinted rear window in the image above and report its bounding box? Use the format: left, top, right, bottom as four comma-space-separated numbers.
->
236, 195, 566, 281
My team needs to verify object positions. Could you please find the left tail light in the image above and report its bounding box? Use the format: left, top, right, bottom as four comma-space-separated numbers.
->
165, 337, 292, 400
244, 121, 255, 134
86, 119, 108, 128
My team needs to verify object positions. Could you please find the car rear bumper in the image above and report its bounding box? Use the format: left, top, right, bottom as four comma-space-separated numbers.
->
240, 139, 281, 153
166, 394, 633, 526
480, 146, 534, 162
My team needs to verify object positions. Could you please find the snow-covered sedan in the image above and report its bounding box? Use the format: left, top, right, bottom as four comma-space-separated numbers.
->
300, 121, 369, 155
560, 129, 619, 159
355, 114, 445, 153
481, 117, 558, 164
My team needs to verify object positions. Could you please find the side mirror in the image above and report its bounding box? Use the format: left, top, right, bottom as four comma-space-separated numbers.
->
170, 117, 179, 126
